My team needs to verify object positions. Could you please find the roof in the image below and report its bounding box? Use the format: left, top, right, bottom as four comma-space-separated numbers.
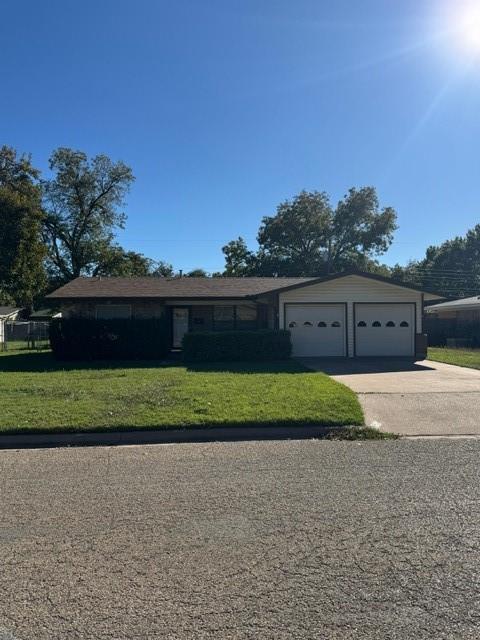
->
46, 276, 315, 300
0, 306, 21, 318
426, 295, 480, 313
29, 308, 61, 319
46, 271, 444, 301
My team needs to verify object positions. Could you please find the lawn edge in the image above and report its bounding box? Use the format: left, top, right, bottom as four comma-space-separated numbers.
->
0, 424, 396, 449
427, 357, 480, 372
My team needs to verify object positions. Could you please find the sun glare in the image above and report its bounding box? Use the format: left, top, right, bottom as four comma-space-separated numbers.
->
457, 4, 480, 53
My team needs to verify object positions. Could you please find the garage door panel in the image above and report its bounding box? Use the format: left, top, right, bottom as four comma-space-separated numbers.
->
355, 304, 414, 357
285, 304, 346, 357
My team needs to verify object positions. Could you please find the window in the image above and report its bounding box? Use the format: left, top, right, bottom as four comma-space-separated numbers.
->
400, 321, 409, 327
214, 305, 234, 331
190, 306, 213, 332
288, 321, 297, 328
96, 305, 131, 320
331, 321, 341, 327
386, 321, 396, 327
357, 321, 367, 327
317, 321, 327, 327
236, 305, 257, 330
303, 321, 313, 327
372, 321, 382, 327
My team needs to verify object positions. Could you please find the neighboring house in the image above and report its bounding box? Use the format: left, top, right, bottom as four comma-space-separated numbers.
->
0, 306, 22, 347
426, 296, 480, 322
46, 271, 442, 359
29, 308, 62, 321
425, 296, 480, 346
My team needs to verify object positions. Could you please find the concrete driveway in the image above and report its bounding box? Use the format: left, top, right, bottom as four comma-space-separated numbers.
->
301, 358, 480, 436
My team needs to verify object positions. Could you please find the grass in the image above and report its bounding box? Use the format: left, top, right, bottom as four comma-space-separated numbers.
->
325, 426, 398, 440
0, 346, 364, 435
428, 347, 480, 371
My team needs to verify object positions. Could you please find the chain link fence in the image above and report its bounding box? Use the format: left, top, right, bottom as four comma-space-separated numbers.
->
1, 320, 50, 351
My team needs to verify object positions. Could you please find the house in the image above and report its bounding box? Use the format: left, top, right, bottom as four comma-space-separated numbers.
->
46, 271, 443, 359
29, 308, 62, 321
425, 295, 480, 346
0, 306, 22, 347
426, 295, 480, 322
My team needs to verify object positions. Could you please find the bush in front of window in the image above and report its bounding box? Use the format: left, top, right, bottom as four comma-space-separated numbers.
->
182, 329, 292, 362
49, 317, 170, 360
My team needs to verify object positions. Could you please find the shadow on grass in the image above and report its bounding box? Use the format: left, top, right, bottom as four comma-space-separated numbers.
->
0, 351, 179, 373
0, 351, 308, 375
185, 360, 310, 374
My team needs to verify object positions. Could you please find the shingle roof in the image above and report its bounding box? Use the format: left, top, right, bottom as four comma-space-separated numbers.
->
426, 295, 480, 312
46, 271, 445, 301
0, 306, 21, 317
46, 276, 316, 300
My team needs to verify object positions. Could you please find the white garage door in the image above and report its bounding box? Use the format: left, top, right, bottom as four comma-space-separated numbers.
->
285, 304, 346, 357
355, 304, 415, 357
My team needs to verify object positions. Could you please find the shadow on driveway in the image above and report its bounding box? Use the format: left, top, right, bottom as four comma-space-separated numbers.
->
298, 357, 436, 376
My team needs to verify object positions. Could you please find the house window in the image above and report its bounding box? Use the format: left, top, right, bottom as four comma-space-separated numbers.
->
372, 321, 382, 327
236, 305, 257, 330
318, 321, 327, 327
331, 321, 341, 327
357, 321, 367, 327
288, 321, 297, 328
303, 321, 313, 327
386, 321, 396, 327
400, 321, 409, 327
96, 304, 131, 320
214, 305, 235, 331
190, 306, 213, 331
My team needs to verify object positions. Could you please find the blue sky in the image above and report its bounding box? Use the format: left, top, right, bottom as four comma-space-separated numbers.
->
2, 0, 480, 273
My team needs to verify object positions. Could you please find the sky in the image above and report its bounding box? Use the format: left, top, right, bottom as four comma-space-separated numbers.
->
1, 0, 480, 274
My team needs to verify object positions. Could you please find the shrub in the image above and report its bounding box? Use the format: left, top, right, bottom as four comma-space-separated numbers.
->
182, 329, 292, 362
49, 317, 170, 360
425, 316, 480, 347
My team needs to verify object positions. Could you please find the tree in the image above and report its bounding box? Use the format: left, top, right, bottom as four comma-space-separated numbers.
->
186, 268, 209, 277
222, 237, 256, 276
392, 226, 480, 298
42, 148, 135, 283
222, 188, 397, 276
0, 146, 46, 307
94, 247, 154, 277
257, 191, 331, 275
151, 260, 175, 278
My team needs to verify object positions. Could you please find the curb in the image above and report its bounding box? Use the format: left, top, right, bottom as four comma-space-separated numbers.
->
0, 425, 350, 450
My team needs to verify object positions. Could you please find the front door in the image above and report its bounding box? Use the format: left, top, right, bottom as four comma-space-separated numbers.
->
173, 308, 189, 348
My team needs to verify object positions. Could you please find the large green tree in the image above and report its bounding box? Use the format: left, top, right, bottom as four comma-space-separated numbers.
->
222, 187, 397, 276
42, 148, 135, 283
391, 225, 480, 298
93, 246, 155, 277
0, 146, 46, 307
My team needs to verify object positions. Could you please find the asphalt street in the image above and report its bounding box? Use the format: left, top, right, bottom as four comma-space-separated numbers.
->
1, 439, 479, 639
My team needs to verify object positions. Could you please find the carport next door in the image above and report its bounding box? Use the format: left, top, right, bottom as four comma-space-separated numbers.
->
285, 304, 346, 357
355, 303, 415, 357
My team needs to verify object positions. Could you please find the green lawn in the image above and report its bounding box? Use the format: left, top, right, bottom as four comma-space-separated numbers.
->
0, 347, 364, 434
428, 347, 480, 371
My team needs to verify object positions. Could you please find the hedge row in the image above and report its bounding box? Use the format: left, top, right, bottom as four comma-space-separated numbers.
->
49, 318, 170, 360
424, 317, 480, 347
182, 329, 292, 362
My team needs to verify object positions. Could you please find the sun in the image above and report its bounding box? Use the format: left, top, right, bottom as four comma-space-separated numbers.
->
456, 4, 480, 54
